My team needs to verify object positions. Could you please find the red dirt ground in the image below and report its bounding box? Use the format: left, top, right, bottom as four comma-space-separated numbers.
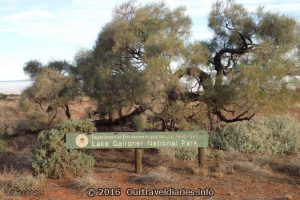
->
13, 150, 300, 200
1, 97, 300, 200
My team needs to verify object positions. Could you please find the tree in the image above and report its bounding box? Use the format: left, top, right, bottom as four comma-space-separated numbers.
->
75, 1, 196, 126
24, 59, 72, 78
23, 60, 42, 79
47, 60, 73, 75
75, 0, 299, 130
175, 1, 300, 129
22, 61, 77, 124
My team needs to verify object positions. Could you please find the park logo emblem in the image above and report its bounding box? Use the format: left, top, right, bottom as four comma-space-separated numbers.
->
75, 134, 89, 148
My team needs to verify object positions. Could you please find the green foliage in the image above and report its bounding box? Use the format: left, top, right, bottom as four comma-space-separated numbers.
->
21, 67, 77, 126
257, 12, 298, 46
24, 68, 77, 109
24, 59, 73, 79
75, 1, 197, 119
23, 60, 42, 78
72, 0, 299, 130
23, 0, 300, 131
59, 119, 96, 133
18, 92, 63, 132
31, 119, 96, 179
208, 1, 299, 48
47, 60, 72, 74
198, 0, 300, 126
131, 116, 147, 131
210, 116, 300, 154
19, 93, 31, 111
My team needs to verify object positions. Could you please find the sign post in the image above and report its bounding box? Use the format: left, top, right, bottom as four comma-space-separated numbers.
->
66, 131, 208, 174
198, 147, 206, 168
135, 148, 143, 173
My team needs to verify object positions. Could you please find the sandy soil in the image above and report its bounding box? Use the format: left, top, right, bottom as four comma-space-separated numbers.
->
1, 96, 299, 200
1, 148, 298, 200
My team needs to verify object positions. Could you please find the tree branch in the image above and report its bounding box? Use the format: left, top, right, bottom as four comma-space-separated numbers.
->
214, 108, 255, 123
174, 67, 209, 79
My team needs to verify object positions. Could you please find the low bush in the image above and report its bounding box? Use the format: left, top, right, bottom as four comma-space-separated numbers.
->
0, 139, 7, 152
175, 148, 197, 161
210, 116, 300, 154
60, 119, 96, 133
31, 119, 96, 179
18, 95, 67, 132
0, 107, 18, 135
0, 93, 7, 100
17, 110, 49, 132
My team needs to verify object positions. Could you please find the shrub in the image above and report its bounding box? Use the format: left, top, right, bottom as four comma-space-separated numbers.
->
18, 93, 69, 132
0, 139, 7, 152
31, 119, 96, 179
59, 119, 96, 133
0, 107, 18, 135
0, 93, 8, 100
0, 93, 7, 100
17, 110, 49, 132
210, 116, 300, 154
175, 148, 197, 161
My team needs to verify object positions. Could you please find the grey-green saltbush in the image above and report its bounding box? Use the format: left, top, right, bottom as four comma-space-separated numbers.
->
210, 116, 300, 155
59, 119, 96, 133
32, 119, 96, 179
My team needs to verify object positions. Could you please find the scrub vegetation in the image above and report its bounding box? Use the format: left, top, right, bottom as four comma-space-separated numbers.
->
0, 0, 300, 199
31, 119, 96, 179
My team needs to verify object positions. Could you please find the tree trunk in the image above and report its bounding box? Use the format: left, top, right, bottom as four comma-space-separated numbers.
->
64, 104, 71, 119
47, 109, 58, 128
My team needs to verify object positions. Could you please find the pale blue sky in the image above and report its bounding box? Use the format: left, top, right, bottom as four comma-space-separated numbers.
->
0, 0, 299, 81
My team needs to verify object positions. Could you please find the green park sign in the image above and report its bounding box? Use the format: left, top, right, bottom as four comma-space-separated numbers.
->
66, 131, 208, 149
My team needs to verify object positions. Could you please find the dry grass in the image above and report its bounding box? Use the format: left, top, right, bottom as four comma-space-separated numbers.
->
68, 173, 105, 190
0, 100, 20, 136
206, 149, 300, 182
287, 103, 300, 121
0, 167, 44, 199
207, 149, 270, 178
0, 96, 19, 107
6, 134, 36, 151
0, 167, 44, 189
130, 166, 177, 185
157, 148, 176, 161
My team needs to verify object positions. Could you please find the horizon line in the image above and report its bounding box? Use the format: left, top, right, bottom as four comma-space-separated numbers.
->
0, 79, 31, 82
